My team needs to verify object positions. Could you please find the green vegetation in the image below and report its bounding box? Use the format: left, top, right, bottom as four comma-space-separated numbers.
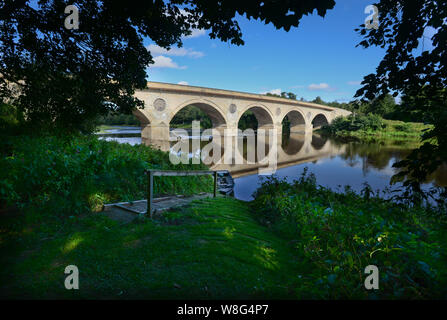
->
320, 114, 432, 143
170, 106, 212, 129
0, 197, 302, 299
98, 113, 140, 126
0, 135, 212, 218
251, 170, 447, 299
2, 170, 446, 299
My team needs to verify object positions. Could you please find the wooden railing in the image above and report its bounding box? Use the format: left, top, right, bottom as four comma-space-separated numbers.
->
145, 169, 220, 217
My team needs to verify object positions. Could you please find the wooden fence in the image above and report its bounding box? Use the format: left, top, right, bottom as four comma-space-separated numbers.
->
145, 169, 219, 217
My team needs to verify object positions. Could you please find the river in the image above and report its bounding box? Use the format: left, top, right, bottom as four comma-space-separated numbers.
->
97, 126, 446, 201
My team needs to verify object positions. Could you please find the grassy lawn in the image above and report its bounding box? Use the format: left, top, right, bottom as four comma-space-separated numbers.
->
0, 197, 303, 299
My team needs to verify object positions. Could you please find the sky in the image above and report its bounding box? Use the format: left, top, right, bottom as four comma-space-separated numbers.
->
143, 0, 388, 103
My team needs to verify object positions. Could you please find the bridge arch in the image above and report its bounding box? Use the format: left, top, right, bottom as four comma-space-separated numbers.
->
169, 99, 227, 129
133, 108, 152, 125
281, 109, 307, 134
311, 113, 329, 129
237, 103, 275, 129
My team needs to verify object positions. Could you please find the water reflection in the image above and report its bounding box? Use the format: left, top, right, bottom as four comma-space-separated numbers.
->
98, 126, 446, 201
166, 132, 342, 177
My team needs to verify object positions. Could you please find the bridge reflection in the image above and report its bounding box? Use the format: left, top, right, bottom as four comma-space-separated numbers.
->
209, 133, 345, 178
144, 131, 346, 178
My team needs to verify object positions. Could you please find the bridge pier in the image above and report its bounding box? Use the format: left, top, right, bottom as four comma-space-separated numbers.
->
141, 123, 171, 151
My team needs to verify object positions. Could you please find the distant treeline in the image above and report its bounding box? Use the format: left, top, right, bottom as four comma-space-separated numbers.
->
98, 113, 140, 126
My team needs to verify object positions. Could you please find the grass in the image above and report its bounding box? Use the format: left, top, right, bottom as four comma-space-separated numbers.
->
1, 130, 445, 299
251, 172, 447, 299
321, 118, 432, 143
96, 124, 139, 134
0, 197, 303, 299
1, 166, 446, 299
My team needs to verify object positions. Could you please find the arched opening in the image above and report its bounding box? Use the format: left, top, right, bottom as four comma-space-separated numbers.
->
169, 102, 227, 164
311, 113, 329, 129
237, 106, 274, 163
170, 103, 226, 131
281, 110, 306, 155
281, 110, 306, 135
238, 106, 274, 131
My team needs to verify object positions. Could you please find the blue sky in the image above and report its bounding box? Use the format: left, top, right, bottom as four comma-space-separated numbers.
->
144, 0, 387, 103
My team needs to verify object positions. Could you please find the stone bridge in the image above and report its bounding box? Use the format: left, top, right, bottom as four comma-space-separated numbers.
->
133, 82, 351, 149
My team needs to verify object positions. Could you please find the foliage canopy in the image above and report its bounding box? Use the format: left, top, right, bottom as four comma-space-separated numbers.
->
0, 0, 335, 132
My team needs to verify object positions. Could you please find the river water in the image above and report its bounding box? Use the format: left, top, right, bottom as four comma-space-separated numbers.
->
97, 126, 446, 201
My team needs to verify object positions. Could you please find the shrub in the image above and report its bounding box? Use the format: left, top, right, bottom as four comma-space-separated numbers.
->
0, 134, 212, 217
323, 114, 384, 133
251, 169, 447, 299
394, 123, 412, 132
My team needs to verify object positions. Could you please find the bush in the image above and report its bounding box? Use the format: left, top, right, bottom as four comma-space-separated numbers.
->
394, 123, 412, 132
0, 134, 212, 217
251, 169, 447, 299
323, 114, 384, 134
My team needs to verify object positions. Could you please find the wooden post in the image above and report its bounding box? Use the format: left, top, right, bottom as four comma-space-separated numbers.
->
213, 171, 217, 198
147, 170, 154, 217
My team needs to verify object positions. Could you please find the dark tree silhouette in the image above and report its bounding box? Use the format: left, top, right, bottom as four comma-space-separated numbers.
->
0, 0, 335, 132
355, 0, 446, 188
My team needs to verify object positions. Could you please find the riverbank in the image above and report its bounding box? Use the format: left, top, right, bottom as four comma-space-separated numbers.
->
1, 170, 446, 299
319, 116, 432, 143
0, 134, 212, 217
0, 197, 303, 299
250, 171, 447, 299
1, 133, 446, 299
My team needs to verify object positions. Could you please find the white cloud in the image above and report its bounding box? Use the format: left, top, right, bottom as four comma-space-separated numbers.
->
260, 88, 282, 95
184, 29, 206, 39
152, 56, 187, 69
177, 81, 189, 85
307, 83, 335, 91
347, 80, 361, 85
147, 44, 204, 58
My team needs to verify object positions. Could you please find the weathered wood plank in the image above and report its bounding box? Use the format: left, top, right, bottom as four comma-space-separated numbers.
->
146, 170, 215, 177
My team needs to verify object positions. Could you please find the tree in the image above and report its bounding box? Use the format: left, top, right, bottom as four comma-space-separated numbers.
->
312, 96, 325, 105
0, 0, 335, 133
284, 92, 297, 100
389, 89, 437, 122
366, 94, 396, 117
355, 0, 447, 189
